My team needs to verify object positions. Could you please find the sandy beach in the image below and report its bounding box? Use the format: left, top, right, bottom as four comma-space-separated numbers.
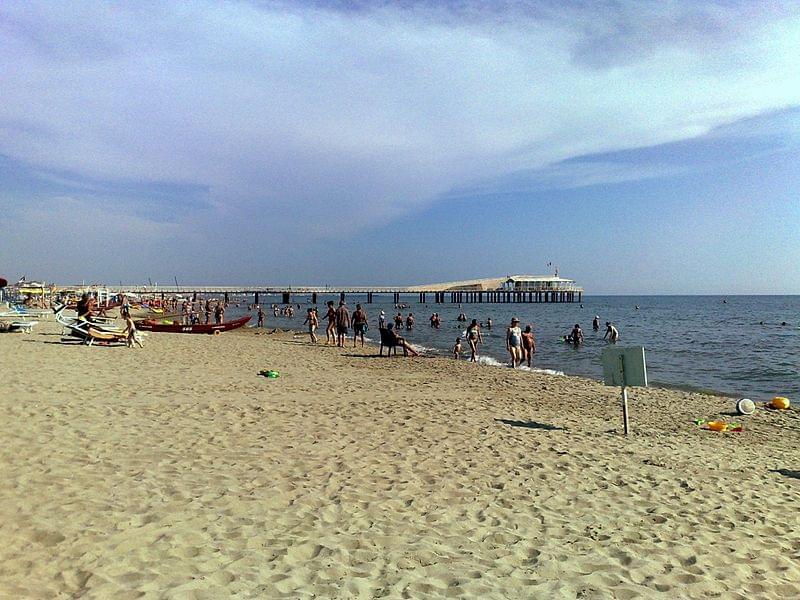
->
1, 321, 799, 599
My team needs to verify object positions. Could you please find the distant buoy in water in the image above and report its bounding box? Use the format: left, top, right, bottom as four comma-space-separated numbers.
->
736, 398, 755, 415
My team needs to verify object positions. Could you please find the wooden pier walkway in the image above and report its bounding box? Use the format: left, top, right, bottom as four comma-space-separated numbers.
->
111, 275, 583, 305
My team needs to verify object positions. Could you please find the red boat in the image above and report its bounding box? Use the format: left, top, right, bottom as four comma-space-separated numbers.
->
135, 314, 252, 334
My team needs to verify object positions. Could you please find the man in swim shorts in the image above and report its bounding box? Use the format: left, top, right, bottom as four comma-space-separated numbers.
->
335, 300, 351, 348
522, 325, 536, 367
352, 303, 368, 348
604, 321, 619, 343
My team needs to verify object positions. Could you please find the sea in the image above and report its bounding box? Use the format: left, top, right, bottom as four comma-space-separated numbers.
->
227, 295, 799, 401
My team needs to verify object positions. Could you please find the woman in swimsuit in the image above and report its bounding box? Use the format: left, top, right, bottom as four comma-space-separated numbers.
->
466, 319, 482, 363
506, 317, 523, 368
324, 301, 336, 345
303, 308, 318, 344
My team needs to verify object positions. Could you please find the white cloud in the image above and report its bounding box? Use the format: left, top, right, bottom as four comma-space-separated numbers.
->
1, 0, 799, 249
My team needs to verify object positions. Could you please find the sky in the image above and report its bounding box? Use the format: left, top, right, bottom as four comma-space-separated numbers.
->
1, 0, 799, 294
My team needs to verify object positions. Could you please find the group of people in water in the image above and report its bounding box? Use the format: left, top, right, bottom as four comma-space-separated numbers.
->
245, 299, 624, 368
562, 316, 620, 346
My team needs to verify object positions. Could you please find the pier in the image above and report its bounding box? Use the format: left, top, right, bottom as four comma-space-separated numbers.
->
109, 275, 583, 305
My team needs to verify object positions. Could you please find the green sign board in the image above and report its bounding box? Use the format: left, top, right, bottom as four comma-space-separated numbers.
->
602, 346, 648, 388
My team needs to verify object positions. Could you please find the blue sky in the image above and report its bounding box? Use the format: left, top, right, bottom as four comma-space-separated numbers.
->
1, 1, 799, 293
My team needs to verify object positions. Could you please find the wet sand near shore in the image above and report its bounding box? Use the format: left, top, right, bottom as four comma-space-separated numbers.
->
1, 323, 799, 598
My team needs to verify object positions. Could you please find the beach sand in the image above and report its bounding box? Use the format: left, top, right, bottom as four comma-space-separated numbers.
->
1, 322, 799, 598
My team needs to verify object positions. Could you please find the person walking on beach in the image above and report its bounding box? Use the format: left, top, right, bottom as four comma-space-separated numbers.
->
352, 303, 368, 348
303, 308, 318, 343
466, 318, 483, 362
522, 325, 536, 368
122, 314, 144, 348
453, 337, 462, 360
604, 321, 620, 343
335, 300, 351, 347
506, 317, 524, 368
214, 302, 225, 324
324, 300, 336, 345
570, 323, 584, 347
256, 306, 265, 328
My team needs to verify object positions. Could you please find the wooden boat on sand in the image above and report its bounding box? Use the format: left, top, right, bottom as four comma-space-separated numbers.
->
135, 314, 251, 334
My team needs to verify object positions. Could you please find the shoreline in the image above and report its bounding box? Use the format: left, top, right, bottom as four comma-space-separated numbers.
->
272, 324, 747, 400
1, 321, 798, 597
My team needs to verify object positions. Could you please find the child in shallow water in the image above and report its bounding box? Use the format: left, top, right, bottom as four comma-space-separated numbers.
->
453, 337, 462, 360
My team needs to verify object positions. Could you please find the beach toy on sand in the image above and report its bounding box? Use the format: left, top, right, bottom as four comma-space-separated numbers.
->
259, 370, 280, 378
770, 397, 790, 410
707, 421, 727, 432
736, 398, 756, 415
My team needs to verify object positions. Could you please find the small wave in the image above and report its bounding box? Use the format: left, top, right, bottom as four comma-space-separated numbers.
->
476, 355, 507, 368
518, 365, 565, 376
474, 355, 564, 376
409, 343, 441, 354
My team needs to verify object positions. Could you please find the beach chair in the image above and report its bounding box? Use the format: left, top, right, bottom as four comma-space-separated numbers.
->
379, 328, 408, 356
378, 328, 397, 356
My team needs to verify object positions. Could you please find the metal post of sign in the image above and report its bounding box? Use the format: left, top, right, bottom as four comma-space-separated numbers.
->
620, 354, 630, 436
622, 386, 630, 436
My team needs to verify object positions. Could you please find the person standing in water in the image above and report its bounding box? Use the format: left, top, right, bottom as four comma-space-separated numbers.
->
604, 321, 620, 343
453, 337, 462, 360
570, 323, 584, 347
593, 316, 600, 331
522, 325, 536, 368
466, 318, 483, 362
257, 306, 265, 328
506, 317, 523, 368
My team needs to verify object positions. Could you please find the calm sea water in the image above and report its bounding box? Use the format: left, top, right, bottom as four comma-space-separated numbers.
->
229, 295, 799, 400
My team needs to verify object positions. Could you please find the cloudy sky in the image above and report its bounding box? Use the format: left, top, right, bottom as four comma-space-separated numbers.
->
2, 0, 799, 293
